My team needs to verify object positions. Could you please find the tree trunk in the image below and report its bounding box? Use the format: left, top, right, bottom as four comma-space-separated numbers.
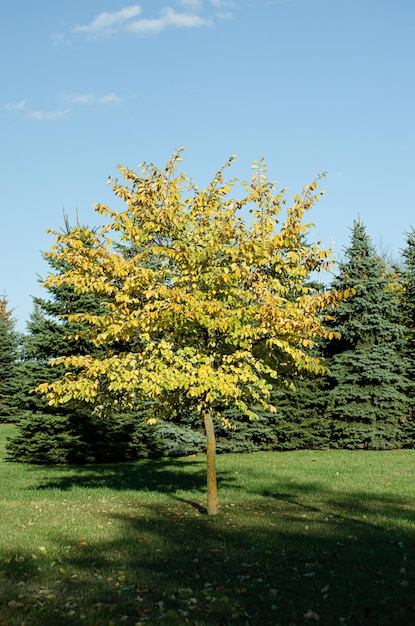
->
203, 410, 218, 515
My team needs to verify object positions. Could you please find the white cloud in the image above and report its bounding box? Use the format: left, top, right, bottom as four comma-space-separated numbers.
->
63, 92, 122, 105
1, 99, 68, 120
179, 0, 204, 10
208, 0, 236, 19
29, 109, 70, 121
127, 7, 211, 35
73, 5, 142, 38
2, 99, 27, 111
2, 92, 123, 121
51, 32, 72, 46
209, 0, 236, 7
216, 11, 233, 19
71, 5, 210, 39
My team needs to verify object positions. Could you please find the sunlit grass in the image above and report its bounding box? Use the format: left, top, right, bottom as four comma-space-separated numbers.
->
0, 424, 414, 625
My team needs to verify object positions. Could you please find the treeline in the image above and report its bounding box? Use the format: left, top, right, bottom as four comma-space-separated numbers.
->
1, 217, 414, 464
2, 150, 415, 465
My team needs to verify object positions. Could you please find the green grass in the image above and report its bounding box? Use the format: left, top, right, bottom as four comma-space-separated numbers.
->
0, 424, 414, 626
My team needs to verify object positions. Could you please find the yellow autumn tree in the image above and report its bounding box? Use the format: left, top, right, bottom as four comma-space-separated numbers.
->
38, 150, 342, 514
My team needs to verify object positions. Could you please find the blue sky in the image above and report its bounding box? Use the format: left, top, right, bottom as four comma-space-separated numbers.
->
1, 0, 414, 329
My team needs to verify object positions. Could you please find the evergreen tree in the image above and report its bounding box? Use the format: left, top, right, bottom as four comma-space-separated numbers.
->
324, 220, 410, 449
0, 297, 22, 422
398, 228, 415, 444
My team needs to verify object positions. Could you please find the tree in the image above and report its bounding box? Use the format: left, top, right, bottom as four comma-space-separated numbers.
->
0, 296, 21, 422
37, 151, 342, 514
398, 228, 415, 443
7, 218, 161, 464
260, 268, 333, 451
324, 220, 410, 448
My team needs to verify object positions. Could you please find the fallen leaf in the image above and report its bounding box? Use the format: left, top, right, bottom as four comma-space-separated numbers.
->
304, 609, 320, 620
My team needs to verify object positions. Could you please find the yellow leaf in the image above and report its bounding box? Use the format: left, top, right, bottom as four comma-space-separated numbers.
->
8, 601, 25, 608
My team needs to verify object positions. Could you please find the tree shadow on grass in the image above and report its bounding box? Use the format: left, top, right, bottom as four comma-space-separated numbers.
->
32, 456, 236, 496
1, 479, 415, 626
260, 485, 415, 526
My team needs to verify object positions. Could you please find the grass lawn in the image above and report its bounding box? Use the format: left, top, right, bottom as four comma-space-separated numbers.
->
0, 423, 414, 626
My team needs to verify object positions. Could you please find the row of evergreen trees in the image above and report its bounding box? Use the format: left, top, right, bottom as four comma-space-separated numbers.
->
1, 219, 415, 463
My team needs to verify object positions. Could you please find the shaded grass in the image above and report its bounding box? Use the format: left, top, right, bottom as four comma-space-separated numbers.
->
0, 424, 414, 625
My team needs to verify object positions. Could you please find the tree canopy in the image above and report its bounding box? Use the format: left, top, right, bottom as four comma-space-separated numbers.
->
6, 217, 162, 465
0, 296, 21, 422
37, 151, 343, 513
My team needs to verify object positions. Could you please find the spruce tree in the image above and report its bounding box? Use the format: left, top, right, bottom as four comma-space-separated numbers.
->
398, 228, 415, 444
324, 220, 410, 449
0, 297, 22, 422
